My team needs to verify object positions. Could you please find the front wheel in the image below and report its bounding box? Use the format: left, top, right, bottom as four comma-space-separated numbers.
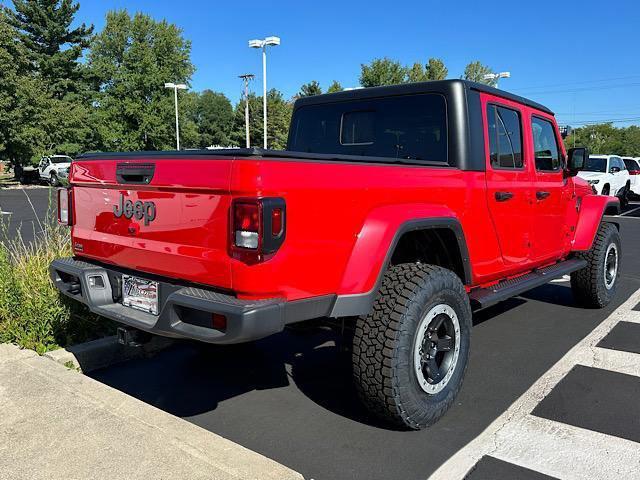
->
352, 264, 472, 430
571, 223, 621, 308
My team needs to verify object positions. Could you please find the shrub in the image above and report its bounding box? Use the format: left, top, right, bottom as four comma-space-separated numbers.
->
0, 191, 114, 353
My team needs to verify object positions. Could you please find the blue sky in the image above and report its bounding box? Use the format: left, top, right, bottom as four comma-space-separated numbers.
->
76, 0, 640, 127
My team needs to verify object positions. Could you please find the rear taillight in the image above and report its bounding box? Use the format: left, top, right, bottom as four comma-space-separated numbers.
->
57, 188, 72, 225
630, 170, 639, 175
230, 198, 286, 264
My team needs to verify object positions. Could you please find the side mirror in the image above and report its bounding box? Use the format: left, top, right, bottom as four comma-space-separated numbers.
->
566, 147, 588, 176
610, 166, 621, 174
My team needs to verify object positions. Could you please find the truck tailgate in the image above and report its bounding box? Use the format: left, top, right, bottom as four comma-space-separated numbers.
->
70, 158, 233, 289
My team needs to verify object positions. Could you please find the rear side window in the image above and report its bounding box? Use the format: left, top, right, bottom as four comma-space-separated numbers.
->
532, 117, 561, 171
624, 159, 639, 171
486, 104, 523, 169
288, 94, 447, 163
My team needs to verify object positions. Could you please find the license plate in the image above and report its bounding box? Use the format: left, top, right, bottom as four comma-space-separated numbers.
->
122, 275, 159, 315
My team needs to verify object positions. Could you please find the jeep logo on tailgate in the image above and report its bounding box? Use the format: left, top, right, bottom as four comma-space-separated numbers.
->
113, 193, 157, 226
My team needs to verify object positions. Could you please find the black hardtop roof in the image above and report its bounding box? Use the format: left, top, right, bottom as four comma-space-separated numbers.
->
293, 79, 553, 115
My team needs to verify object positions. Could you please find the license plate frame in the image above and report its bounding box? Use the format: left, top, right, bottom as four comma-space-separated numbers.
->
122, 275, 159, 315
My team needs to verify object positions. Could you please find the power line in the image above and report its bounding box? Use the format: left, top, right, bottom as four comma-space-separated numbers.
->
516, 82, 640, 96
557, 116, 640, 125
515, 74, 640, 92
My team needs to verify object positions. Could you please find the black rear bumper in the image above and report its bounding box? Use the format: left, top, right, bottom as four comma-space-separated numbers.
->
50, 257, 335, 344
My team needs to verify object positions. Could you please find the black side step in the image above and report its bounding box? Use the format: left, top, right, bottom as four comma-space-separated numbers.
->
469, 258, 587, 311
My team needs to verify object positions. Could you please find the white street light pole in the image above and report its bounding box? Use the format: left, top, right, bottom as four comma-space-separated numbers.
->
483, 71, 511, 88
249, 36, 280, 149
239, 74, 255, 148
164, 82, 188, 150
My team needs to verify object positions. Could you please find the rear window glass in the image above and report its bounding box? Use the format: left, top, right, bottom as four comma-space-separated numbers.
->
288, 94, 448, 163
624, 159, 639, 171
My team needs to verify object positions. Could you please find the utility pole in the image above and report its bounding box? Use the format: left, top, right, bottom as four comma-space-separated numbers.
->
239, 74, 255, 148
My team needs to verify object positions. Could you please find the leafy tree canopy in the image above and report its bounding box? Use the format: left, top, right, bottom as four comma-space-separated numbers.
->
463, 60, 496, 86
5, 0, 93, 97
360, 57, 408, 87
191, 90, 234, 147
231, 89, 292, 149
88, 10, 196, 151
298, 80, 322, 97
563, 123, 640, 157
425, 58, 448, 81
326, 80, 343, 93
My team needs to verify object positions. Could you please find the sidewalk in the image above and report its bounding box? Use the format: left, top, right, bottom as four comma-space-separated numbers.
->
0, 344, 303, 480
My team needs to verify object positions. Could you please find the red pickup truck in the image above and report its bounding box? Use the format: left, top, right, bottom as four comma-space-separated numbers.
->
51, 80, 621, 429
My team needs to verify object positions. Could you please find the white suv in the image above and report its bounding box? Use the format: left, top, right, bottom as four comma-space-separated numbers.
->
622, 157, 640, 197
577, 154, 630, 206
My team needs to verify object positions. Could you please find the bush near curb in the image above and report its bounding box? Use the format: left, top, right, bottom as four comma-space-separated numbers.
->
0, 191, 115, 354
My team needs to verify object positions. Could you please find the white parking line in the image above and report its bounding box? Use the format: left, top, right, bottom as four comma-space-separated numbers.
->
620, 206, 640, 216
429, 287, 640, 480
490, 416, 640, 480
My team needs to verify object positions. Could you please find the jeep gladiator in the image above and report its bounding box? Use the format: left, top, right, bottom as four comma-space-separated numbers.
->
51, 80, 621, 429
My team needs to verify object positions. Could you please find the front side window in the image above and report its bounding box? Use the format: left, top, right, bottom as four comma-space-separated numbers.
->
611, 157, 625, 171
486, 104, 523, 169
532, 117, 561, 171
289, 94, 447, 163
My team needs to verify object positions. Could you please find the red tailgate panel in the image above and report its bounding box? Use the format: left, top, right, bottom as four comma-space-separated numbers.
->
71, 159, 233, 289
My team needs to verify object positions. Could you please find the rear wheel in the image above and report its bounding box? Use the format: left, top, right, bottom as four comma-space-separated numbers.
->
352, 264, 471, 430
50, 172, 60, 187
571, 223, 620, 308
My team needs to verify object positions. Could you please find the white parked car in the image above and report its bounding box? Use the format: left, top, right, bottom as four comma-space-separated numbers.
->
38, 155, 72, 186
577, 154, 630, 206
622, 157, 640, 197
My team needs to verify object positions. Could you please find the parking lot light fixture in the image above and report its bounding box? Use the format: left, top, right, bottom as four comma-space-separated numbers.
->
249, 36, 281, 149
483, 71, 511, 88
164, 82, 188, 150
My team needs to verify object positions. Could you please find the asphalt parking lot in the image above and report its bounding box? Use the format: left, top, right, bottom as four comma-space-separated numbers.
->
0, 187, 52, 244
6, 188, 640, 480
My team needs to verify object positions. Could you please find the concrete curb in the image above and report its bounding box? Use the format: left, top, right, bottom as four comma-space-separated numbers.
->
44, 334, 174, 373
0, 343, 303, 480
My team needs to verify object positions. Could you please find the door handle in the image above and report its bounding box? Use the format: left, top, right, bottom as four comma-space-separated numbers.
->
495, 191, 514, 202
536, 191, 551, 200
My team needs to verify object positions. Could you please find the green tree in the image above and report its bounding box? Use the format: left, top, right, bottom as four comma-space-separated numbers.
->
425, 57, 448, 80
298, 80, 322, 97
463, 61, 496, 86
88, 10, 196, 151
189, 90, 233, 147
0, 10, 54, 167
359, 57, 407, 87
5, 0, 94, 98
407, 62, 428, 83
231, 89, 292, 149
563, 123, 626, 155
326, 80, 343, 93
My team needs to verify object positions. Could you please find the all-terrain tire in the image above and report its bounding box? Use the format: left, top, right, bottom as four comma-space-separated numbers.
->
571, 222, 621, 308
50, 172, 60, 187
352, 263, 472, 430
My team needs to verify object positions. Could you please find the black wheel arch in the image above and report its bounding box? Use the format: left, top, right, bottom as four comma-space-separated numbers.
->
330, 217, 472, 317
